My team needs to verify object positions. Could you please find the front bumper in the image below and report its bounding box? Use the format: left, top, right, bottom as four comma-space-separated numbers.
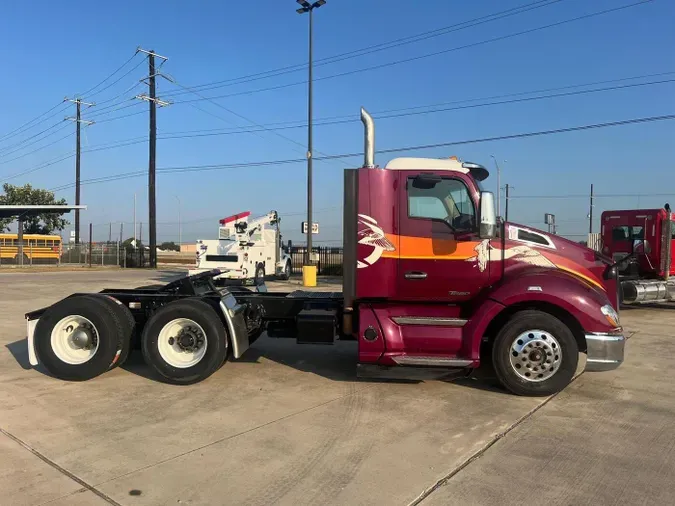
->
584, 332, 625, 372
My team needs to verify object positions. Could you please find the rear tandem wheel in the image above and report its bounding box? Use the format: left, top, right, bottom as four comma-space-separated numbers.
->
141, 298, 228, 384
34, 296, 127, 381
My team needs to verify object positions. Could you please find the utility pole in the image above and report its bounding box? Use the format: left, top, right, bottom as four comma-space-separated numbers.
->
66, 98, 94, 244
589, 183, 594, 234
149, 51, 157, 268
136, 47, 170, 269
109, 222, 112, 243
296, 0, 327, 267
133, 193, 137, 249
119, 222, 123, 244
505, 184, 510, 222
174, 195, 181, 250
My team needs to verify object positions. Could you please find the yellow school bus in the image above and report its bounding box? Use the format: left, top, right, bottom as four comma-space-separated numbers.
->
0, 233, 62, 264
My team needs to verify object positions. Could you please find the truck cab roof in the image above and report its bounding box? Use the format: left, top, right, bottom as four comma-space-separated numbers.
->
384, 157, 489, 181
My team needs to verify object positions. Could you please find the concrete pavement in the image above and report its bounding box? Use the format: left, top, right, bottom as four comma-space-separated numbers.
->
421, 306, 675, 505
0, 270, 673, 505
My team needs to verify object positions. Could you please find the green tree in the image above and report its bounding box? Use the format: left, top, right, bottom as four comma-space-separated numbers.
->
122, 237, 143, 249
160, 241, 180, 252
0, 183, 69, 234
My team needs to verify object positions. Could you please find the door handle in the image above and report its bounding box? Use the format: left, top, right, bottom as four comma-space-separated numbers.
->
405, 271, 427, 280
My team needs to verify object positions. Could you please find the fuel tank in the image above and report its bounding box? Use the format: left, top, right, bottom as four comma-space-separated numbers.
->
621, 279, 675, 303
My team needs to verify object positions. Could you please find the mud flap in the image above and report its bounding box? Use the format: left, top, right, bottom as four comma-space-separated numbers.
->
26, 318, 38, 366
218, 296, 250, 358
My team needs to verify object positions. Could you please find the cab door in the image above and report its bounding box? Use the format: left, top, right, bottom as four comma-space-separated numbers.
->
397, 171, 487, 302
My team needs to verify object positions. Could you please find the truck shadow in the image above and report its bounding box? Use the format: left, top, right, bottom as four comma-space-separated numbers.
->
7, 336, 505, 393
5, 338, 57, 377
237, 336, 506, 393
5, 339, 32, 370
621, 303, 675, 311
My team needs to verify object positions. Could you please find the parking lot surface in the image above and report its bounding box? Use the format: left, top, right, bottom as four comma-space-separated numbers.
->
1, 269, 673, 505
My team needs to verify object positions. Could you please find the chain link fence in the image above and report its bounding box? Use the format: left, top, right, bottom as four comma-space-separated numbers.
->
0, 242, 148, 268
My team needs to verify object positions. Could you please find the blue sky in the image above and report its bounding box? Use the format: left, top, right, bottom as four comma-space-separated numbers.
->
1, 0, 673, 244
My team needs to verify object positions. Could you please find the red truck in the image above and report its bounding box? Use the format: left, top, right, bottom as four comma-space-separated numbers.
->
600, 207, 674, 303
25, 108, 625, 396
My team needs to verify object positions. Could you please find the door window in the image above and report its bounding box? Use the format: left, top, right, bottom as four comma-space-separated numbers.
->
408, 177, 475, 230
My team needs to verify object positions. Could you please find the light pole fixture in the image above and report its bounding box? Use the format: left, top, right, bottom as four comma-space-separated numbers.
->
174, 195, 181, 251
490, 155, 505, 218
296, 0, 327, 267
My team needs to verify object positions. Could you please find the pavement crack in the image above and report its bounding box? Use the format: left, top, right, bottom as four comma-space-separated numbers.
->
0, 427, 122, 506
410, 331, 637, 505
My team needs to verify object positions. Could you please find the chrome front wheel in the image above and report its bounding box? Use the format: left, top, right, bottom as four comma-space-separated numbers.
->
509, 329, 562, 382
492, 310, 578, 396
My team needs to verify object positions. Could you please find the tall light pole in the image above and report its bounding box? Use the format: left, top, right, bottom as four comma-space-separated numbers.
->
490, 155, 505, 218
174, 195, 181, 251
296, 0, 326, 266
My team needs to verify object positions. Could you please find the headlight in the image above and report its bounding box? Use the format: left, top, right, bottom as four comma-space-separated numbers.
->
601, 304, 620, 328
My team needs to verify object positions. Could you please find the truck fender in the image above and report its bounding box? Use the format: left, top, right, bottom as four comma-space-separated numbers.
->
467, 271, 616, 359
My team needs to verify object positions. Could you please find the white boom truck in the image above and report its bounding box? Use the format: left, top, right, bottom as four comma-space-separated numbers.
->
190, 210, 292, 284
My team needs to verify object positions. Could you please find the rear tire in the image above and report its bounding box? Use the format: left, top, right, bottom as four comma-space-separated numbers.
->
280, 261, 291, 280
34, 296, 126, 381
141, 298, 228, 384
492, 310, 578, 396
84, 294, 135, 369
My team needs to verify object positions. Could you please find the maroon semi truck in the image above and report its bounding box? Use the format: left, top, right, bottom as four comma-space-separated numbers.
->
25, 108, 625, 396
600, 207, 674, 304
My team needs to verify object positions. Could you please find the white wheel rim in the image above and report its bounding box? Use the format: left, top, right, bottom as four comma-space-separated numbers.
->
50, 315, 100, 365
157, 318, 208, 368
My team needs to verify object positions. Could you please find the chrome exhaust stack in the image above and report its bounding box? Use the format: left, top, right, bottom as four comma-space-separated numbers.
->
360, 107, 375, 168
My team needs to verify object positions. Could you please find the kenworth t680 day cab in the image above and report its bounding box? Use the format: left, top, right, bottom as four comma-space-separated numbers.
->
25, 108, 625, 396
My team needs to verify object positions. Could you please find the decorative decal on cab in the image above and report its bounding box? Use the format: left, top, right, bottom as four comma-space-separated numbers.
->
357, 214, 396, 268
467, 240, 556, 272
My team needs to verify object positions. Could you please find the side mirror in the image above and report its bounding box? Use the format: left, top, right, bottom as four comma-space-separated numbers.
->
633, 239, 651, 254
479, 191, 497, 239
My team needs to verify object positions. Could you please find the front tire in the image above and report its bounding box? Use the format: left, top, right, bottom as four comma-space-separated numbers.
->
141, 299, 228, 384
492, 310, 578, 396
254, 264, 265, 285
34, 296, 126, 381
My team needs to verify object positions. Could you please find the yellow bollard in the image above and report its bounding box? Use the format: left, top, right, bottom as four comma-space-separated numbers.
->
302, 265, 317, 287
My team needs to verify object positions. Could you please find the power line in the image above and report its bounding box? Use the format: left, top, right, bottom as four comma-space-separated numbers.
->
170, 79, 349, 166
49, 112, 675, 192
76, 51, 142, 98
162, 0, 565, 98
95, 109, 147, 124
0, 53, 143, 150
512, 193, 675, 199
11, 71, 672, 182
0, 120, 67, 157
1, 135, 147, 181
0, 100, 68, 144
162, 76, 675, 138
0, 124, 73, 164
172, 1, 653, 104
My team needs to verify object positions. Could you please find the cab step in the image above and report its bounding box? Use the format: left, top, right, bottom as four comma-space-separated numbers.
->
357, 363, 471, 381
